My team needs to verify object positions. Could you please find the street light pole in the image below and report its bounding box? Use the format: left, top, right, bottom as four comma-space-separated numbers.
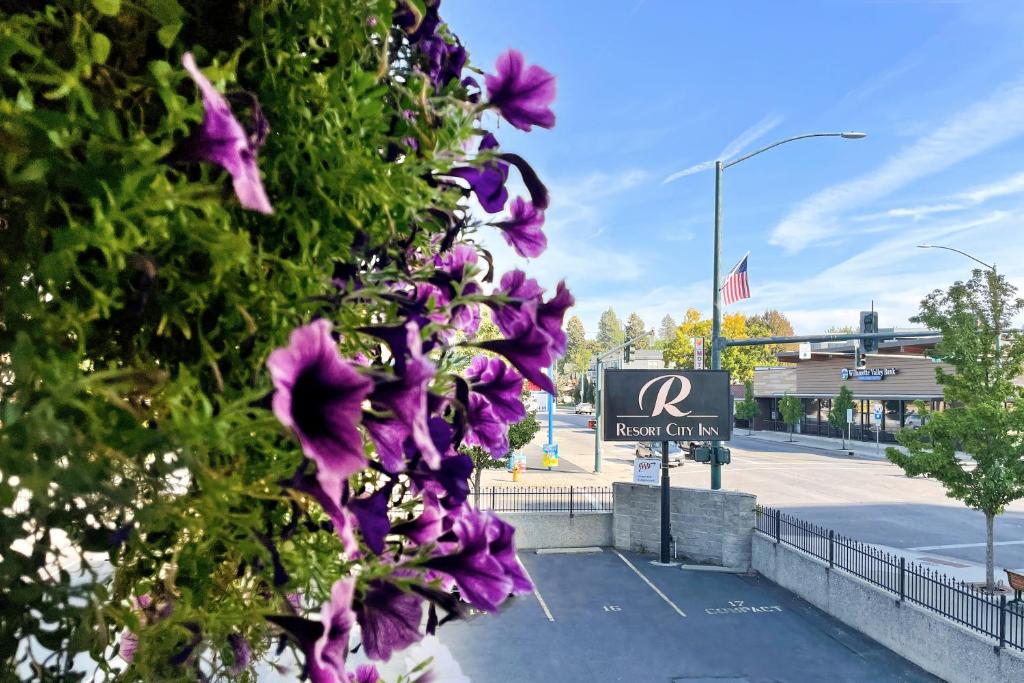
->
710, 161, 724, 490
708, 131, 865, 491
917, 244, 1000, 364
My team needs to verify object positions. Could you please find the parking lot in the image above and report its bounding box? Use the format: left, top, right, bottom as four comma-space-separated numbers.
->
439, 549, 938, 682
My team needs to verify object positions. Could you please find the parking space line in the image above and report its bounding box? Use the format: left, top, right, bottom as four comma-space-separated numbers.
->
611, 549, 687, 617
518, 559, 555, 622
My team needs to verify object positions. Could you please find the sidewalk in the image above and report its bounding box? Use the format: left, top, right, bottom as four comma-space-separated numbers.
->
742, 428, 974, 463
740, 428, 904, 460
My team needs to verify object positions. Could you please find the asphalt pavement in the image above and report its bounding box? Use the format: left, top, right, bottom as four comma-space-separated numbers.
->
484, 408, 1024, 576
438, 548, 938, 682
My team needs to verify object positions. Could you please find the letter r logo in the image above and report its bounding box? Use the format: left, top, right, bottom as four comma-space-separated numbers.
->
638, 375, 692, 417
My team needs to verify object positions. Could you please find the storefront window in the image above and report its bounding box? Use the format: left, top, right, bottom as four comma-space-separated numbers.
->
804, 398, 820, 423
884, 400, 901, 434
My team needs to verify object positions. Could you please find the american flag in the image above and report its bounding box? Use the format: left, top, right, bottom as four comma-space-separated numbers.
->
721, 253, 750, 306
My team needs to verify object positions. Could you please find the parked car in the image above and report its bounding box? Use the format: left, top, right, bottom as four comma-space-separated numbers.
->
904, 412, 925, 429
634, 441, 685, 467
575, 402, 595, 415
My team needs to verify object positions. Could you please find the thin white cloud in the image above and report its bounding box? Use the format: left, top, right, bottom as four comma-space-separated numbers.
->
718, 114, 785, 161
853, 170, 1024, 222
770, 77, 1024, 252
662, 114, 784, 185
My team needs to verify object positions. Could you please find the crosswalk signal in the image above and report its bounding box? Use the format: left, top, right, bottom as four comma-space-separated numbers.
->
860, 311, 879, 353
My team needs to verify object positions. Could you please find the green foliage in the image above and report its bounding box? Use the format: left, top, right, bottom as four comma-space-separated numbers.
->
596, 307, 624, 351
624, 312, 648, 349
779, 394, 803, 426
735, 381, 758, 432
663, 308, 778, 382
886, 270, 1024, 588
0, 0, 482, 677
829, 386, 855, 430
657, 314, 676, 346
888, 271, 1024, 515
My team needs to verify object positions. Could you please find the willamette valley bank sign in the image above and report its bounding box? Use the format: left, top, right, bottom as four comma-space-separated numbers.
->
602, 369, 732, 442
841, 367, 898, 381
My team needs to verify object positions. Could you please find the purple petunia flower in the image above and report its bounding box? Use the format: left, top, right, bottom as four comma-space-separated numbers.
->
463, 393, 510, 458
496, 197, 547, 258
477, 325, 557, 395
268, 319, 374, 505
289, 469, 358, 556
365, 323, 441, 470
391, 491, 444, 545
434, 244, 479, 282
350, 664, 381, 683
535, 280, 574, 356
228, 633, 251, 674
119, 629, 139, 663
466, 356, 525, 424
420, 34, 467, 91
312, 578, 357, 682
445, 160, 509, 213
348, 484, 393, 555
355, 580, 425, 661
485, 50, 556, 132
425, 508, 531, 612
177, 53, 273, 214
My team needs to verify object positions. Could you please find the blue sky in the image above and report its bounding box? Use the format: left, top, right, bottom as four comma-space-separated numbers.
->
445, 0, 1024, 335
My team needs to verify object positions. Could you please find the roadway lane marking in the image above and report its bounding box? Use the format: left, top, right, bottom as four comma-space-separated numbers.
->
908, 540, 1024, 551
612, 549, 687, 617
517, 559, 554, 622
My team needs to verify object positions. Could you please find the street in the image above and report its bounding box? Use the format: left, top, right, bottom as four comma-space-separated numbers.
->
483, 408, 1024, 573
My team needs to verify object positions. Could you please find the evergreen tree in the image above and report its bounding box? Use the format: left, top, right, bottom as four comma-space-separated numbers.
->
596, 307, 625, 351
625, 312, 648, 349
659, 314, 678, 344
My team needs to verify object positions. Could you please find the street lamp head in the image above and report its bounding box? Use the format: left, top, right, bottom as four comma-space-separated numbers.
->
917, 244, 933, 249
840, 131, 867, 139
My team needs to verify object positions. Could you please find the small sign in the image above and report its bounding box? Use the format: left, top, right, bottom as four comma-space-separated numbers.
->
602, 370, 732, 442
873, 407, 882, 423
693, 337, 705, 370
633, 457, 661, 485
798, 342, 811, 360
541, 443, 559, 468
846, 408, 853, 423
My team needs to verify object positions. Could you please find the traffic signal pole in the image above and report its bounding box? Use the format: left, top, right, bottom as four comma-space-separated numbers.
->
593, 331, 656, 474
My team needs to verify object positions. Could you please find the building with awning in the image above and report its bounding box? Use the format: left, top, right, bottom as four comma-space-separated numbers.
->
750, 334, 949, 444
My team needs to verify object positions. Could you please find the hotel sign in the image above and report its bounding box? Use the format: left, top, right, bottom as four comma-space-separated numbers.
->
841, 367, 898, 382
602, 369, 732, 442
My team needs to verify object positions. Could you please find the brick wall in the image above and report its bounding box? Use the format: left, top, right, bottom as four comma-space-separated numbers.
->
612, 482, 756, 570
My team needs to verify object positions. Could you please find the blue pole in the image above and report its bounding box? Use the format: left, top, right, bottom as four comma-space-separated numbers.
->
547, 366, 554, 445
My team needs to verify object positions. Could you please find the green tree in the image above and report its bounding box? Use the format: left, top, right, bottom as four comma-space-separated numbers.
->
735, 381, 759, 435
625, 312, 649, 349
596, 307, 625, 351
779, 394, 803, 442
665, 308, 772, 383
825, 324, 856, 334
886, 270, 1024, 591
658, 314, 678, 346
665, 308, 709, 368
466, 390, 541, 506
829, 385, 856, 449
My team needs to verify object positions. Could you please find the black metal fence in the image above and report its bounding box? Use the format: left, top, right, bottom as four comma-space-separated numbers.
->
479, 486, 613, 516
760, 419, 899, 444
756, 506, 1024, 651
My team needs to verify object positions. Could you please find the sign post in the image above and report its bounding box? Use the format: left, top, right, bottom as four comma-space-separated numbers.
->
846, 407, 853, 445
602, 369, 732, 565
874, 405, 882, 456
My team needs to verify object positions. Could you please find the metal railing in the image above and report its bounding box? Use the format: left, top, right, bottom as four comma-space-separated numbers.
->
479, 486, 612, 517
756, 506, 1024, 650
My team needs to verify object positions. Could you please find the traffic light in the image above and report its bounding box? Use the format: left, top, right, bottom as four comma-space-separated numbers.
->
860, 311, 879, 353
855, 343, 867, 369
624, 345, 631, 364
